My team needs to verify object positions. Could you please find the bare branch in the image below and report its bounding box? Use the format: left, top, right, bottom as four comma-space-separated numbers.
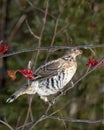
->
26, 20, 40, 40
29, 110, 59, 130
25, 0, 55, 19
16, 122, 32, 130
22, 1, 49, 129
45, 2, 68, 62
21, 95, 33, 130
45, 13, 62, 62
15, 115, 21, 130
0, 120, 14, 130
8, 14, 26, 43
31, 0, 49, 69
89, 48, 96, 57
1, 44, 104, 58
48, 116, 104, 124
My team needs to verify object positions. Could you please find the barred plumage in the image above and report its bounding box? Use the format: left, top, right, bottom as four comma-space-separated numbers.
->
6, 49, 82, 103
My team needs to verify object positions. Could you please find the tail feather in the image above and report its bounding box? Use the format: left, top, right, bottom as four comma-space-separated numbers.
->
6, 84, 28, 103
6, 94, 17, 103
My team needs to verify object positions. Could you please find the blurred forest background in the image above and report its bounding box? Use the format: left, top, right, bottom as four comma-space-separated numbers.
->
0, 0, 104, 130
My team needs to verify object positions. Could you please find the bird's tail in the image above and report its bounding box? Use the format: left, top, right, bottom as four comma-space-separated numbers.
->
6, 84, 28, 103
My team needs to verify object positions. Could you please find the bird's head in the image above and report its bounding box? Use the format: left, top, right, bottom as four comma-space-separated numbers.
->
63, 48, 82, 60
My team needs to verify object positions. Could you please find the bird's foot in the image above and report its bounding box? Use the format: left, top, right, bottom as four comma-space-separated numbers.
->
48, 99, 56, 106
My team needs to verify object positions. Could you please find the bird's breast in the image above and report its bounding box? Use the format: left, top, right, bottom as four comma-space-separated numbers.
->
36, 64, 77, 96
61, 64, 77, 86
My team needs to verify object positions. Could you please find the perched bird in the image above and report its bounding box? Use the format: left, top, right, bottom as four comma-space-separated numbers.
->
6, 48, 82, 103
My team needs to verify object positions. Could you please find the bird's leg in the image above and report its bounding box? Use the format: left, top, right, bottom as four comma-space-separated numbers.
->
44, 102, 51, 115
39, 96, 50, 114
40, 96, 48, 102
50, 98, 56, 105
49, 89, 65, 104
40, 95, 55, 105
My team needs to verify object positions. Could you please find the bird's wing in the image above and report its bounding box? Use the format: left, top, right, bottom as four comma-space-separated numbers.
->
34, 59, 63, 80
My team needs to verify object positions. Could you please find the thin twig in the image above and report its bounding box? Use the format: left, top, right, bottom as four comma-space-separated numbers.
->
22, 1, 49, 128
8, 14, 26, 43
1, 44, 104, 58
45, 2, 67, 62
89, 48, 96, 57
48, 116, 104, 124
15, 114, 21, 130
21, 95, 33, 130
29, 110, 59, 130
56, 24, 69, 36
16, 122, 32, 130
26, 20, 40, 40
21, 61, 33, 130
0, 120, 14, 130
25, 0, 55, 19
45, 13, 62, 62
31, 0, 49, 70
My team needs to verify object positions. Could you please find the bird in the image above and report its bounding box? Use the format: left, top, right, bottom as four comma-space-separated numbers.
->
6, 48, 82, 103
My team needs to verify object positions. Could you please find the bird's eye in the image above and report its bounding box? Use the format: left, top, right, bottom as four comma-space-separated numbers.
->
63, 57, 68, 60
72, 49, 77, 52
63, 56, 71, 60
63, 56, 69, 60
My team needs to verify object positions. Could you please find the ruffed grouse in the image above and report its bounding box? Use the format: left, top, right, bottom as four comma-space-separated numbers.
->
7, 49, 82, 103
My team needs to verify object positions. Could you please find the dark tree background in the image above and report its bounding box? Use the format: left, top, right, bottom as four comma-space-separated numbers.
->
0, 0, 104, 130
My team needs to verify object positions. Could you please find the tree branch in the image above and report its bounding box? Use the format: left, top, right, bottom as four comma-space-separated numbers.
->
0, 120, 14, 130
48, 116, 104, 124
1, 44, 104, 58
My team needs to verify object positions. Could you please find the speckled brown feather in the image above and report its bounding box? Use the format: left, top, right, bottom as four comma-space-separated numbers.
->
6, 49, 82, 103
